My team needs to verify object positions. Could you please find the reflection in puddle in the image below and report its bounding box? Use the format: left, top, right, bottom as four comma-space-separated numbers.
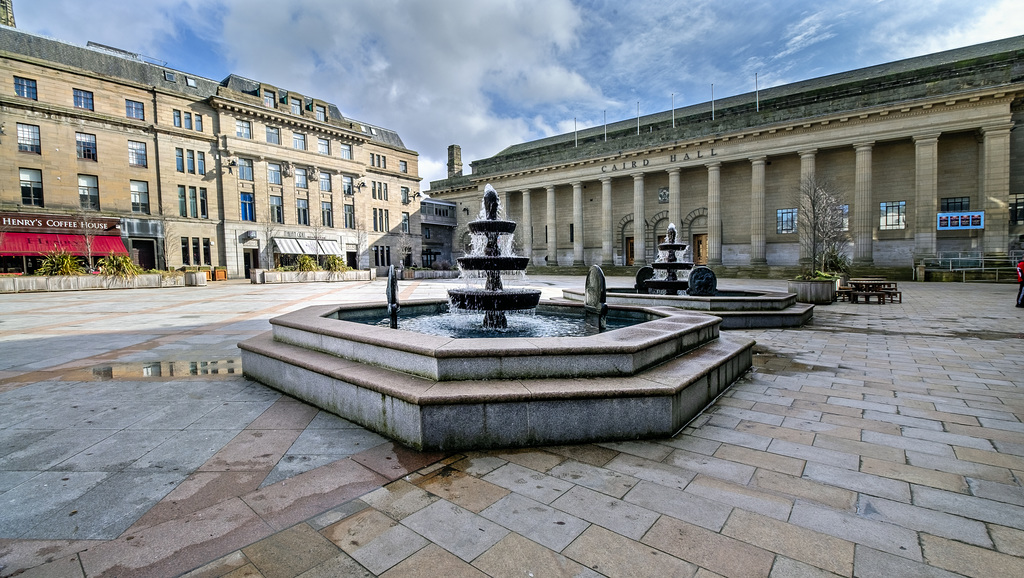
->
77, 359, 241, 380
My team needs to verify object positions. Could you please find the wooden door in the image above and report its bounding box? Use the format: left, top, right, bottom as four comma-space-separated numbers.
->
693, 234, 708, 265
626, 237, 635, 265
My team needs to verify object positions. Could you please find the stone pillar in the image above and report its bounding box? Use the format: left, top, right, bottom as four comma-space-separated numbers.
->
600, 177, 613, 265
913, 134, 941, 259
853, 142, 875, 265
798, 149, 817, 266
572, 181, 584, 264
632, 173, 647, 266
749, 157, 767, 265
667, 168, 681, 229
546, 184, 557, 266
521, 189, 532, 264
706, 162, 722, 266
980, 124, 1013, 256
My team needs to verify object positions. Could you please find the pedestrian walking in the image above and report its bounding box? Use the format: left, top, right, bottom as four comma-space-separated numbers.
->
1017, 258, 1024, 307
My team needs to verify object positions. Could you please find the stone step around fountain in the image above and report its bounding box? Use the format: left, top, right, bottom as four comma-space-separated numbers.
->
239, 329, 753, 451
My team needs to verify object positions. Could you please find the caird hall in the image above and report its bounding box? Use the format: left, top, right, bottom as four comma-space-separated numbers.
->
429, 36, 1024, 276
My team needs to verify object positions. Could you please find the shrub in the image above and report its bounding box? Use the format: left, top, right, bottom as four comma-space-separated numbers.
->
36, 250, 84, 276
296, 254, 319, 272
324, 255, 349, 272
98, 252, 143, 280
432, 259, 452, 271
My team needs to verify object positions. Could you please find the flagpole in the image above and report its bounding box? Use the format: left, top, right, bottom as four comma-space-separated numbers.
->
636, 101, 640, 135
711, 84, 715, 121
574, 117, 578, 147
604, 110, 607, 141
755, 73, 759, 112
672, 93, 675, 128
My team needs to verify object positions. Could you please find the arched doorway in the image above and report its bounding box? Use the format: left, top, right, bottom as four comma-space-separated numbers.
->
682, 208, 709, 265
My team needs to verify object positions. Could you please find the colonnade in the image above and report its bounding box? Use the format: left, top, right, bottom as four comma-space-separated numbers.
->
510, 124, 1012, 267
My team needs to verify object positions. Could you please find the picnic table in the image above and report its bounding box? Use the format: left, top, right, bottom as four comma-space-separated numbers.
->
841, 279, 901, 304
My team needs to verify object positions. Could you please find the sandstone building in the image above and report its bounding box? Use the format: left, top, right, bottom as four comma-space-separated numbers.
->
0, 25, 421, 278
429, 36, 1024, 277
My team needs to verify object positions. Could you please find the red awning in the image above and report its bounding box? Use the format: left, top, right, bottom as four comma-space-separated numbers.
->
0, 233, 128, 256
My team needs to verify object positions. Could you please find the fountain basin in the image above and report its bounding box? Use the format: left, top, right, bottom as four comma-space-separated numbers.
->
239, 299, 753, 451
447, 288, 542, 312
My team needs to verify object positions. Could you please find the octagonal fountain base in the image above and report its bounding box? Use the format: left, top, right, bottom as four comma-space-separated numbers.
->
239, 300, 753, 451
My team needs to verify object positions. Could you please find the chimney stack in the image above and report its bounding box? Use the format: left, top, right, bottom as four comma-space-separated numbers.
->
447, 144, 463, 178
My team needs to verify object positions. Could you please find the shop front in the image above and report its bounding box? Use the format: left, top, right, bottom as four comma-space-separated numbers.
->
0, 212, 127, 274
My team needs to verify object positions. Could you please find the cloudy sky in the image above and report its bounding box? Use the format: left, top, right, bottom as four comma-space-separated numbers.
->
15, 0, 1024, 187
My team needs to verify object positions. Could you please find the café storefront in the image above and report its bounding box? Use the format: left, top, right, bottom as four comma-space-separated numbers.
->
0, 212, 128, 274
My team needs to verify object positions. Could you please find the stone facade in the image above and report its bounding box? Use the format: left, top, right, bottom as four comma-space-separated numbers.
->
0, 27, 421, 278
429, 36, 1024, 273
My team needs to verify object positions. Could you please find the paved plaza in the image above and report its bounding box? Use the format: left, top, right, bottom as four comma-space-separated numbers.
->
1, 276, 1023, 577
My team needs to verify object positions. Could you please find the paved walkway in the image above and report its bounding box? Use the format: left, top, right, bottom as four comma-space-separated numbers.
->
1, 276, 1023, 577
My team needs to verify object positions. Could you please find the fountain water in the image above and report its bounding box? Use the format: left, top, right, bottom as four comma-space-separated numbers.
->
447, 185, 540, 329
642, 223, 697, 295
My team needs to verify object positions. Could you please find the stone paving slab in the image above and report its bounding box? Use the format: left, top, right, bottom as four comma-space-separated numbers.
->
1, 277, 1023, 577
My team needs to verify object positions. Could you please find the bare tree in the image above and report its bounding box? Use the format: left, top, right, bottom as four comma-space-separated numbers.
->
261, 201, 281, 269
76, 206, 100, 271
796, 175, 850, 276
397, 231, 414, 269
308, 197, 325, 267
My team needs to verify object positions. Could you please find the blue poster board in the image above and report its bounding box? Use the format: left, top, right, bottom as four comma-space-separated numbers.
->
937, 211, 984, 230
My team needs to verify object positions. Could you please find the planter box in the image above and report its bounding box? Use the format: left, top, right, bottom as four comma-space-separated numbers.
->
184, 272, 207, 286
258, 270, 374, 284
250, 269, 265, 284
788, 279, 836, 304
213, 269, 227, 281
0, 273, 182, 293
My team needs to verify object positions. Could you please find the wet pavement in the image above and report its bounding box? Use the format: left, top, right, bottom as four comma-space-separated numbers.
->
1, 276, 1023, 577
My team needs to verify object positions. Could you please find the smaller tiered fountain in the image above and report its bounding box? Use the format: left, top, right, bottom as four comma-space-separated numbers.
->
637, 223, 717, 296
447, 185, 541, 328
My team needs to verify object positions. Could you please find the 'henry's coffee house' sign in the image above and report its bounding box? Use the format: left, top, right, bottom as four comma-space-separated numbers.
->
0, 212, 127, 272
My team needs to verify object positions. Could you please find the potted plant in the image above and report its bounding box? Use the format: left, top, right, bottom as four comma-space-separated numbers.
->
788, 176, 849, 304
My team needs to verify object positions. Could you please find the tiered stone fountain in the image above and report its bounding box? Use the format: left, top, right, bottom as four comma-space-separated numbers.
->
642, 223, 697, 295
240, 186, 754, 451
447, 185, 540, 329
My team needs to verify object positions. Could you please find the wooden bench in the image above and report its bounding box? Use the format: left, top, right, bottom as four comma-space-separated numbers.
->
837, 287, 853, 302
849, 291, 887, 304
882, 289, 902, 303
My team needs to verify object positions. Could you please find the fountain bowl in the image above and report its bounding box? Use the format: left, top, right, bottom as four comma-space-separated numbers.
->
447, 288, 542, 311
468, 220, 517, 234
456, 256, 532, 271
239, 299, 753, 451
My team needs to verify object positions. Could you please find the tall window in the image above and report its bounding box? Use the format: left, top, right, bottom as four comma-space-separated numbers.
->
187, 150, 196, 173
880, 201, 907, 230
237, 158, 254, 181
373, 208, 378, 232
240, 192, 255, 221
130, 180, 150, 214
318, 138, 330, 155
17, 123, 40, 153
78, 175, 99, 210
268, 163, 282, 185
296, 199, 309, 225
73, 89, 94, 110
839, 204, 849, 232
14, 77, 37, 99
263, 90, 276, 108
236, 119, 251, 139
181, 238, 190, 265
173, 109, 182, 127
76, 132, 98, 161
195, 114, 203, 132
339, 144, 352, 160
401, 212, 410, 233
293, 133, 306, 150
189, 186, 198, 218
270, 195, 284, 223
125, 99, 145, 120
776, 208, 797, 234
344, 204, 355, 228
1012, 193, 1024, 225
197, 152, 206, 175
128, 141, 147, 166
203, 238, 211, 266
199, 188, 208, 219
178, 186, 187, 217
266, 126, 280, 144
319, 172, 331, 192
940, 197, 970, 212
192, 237, 201, 265
20, 168, 43, 206
295, 168, 308, 189
175, 148, 185, 172
401, 187, 410, 204
291, 98, 301, 115
343, 175, 354, 195
399, 160, 408, 173
321, 201, 333, 228
183, 112, 192, 130
315, 105, 326, 121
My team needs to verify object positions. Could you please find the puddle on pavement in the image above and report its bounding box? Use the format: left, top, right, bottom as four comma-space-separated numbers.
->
64, 359, 242, 381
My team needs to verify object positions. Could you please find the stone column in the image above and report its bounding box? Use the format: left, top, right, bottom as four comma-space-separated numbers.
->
853, 142, 875, 265
913, 134, 941, 259
546, 184, 557, 266
600, 177, 613, 265
980, 124, 1013, 256
749, 157, 767, 265
706, 162, 722, 266
572, 181, 584, 264
798, 149, 817, 267
632, 173, 647, 266
521, 189, 533, 264
667, 168, 681, 229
